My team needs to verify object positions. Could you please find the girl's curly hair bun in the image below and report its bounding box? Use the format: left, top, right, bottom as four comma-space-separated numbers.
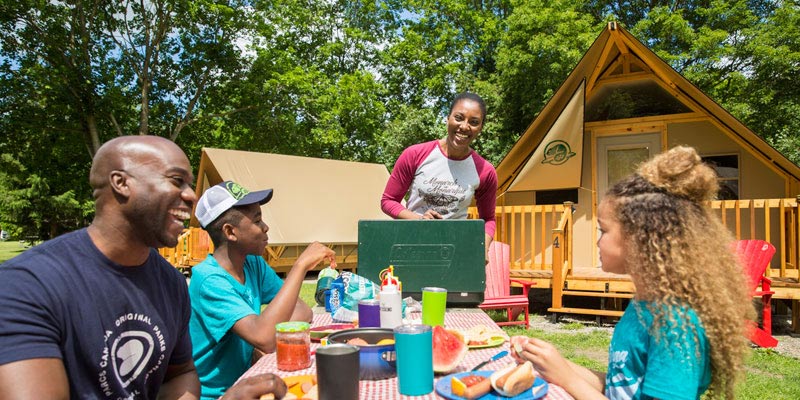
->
637, 146, 719, 202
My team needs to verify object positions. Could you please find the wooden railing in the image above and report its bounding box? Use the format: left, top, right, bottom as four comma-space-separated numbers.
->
708, 197, 800, 281
469, 203, 571, 272
157, 227, 213, 273
550, 203, 573, 309
158, 227, 357, 275
471, 197, 800, 284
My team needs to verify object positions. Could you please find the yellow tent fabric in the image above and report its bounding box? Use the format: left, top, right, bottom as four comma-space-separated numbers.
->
192, 148, 391, 245
508, 81, 584, 191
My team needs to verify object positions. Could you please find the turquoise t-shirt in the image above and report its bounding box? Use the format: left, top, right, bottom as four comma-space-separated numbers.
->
605, 300, 711, 400
189, 254, 284, 400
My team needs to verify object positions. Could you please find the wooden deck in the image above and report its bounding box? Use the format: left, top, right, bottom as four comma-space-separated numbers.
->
511, 266, 633, 319
512, 265, 799, 328
772, 277, 800, 300
511, 262, 800, 304
513, 267, 800, 299
473, 198, 800, 332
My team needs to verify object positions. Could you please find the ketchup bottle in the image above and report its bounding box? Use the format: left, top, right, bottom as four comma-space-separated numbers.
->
379, 266, 403, 328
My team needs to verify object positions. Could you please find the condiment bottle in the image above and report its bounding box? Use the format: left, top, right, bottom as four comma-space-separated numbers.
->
315, 265, 339, 306
379, 283, 403, 329
380, 265, 402, 291
275, 321, 311, 371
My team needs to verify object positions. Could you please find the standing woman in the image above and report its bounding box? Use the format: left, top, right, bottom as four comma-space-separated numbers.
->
380, 92, 498, 249
510, 146, 752, 399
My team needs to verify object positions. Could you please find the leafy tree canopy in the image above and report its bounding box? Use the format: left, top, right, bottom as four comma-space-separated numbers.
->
1, 0, 798, 238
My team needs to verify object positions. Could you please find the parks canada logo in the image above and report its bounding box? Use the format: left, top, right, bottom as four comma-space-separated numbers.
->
541, 140, 576, 165
97, 313, 167, 398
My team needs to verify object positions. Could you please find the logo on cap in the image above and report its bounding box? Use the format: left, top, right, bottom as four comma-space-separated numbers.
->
225, 181, 250, 200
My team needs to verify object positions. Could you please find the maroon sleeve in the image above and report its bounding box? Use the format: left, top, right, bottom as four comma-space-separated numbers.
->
472, 152, 497, 237
380, 141, 437, 218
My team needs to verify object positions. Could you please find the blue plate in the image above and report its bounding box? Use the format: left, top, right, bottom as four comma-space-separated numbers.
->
435, 370, 549, 400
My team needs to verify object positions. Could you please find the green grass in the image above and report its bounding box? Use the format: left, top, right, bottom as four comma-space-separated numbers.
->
506, 324, 612, 372
0, 240, 27, 263
300, 281, 317, 308
738, 349, 800, 399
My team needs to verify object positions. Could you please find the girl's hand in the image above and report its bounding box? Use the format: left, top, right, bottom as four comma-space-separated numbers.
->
513, 337, 574, 388
509, 335, 529, 363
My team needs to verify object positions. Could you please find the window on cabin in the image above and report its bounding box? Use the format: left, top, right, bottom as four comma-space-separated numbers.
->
702, 154, 739, 200
535, 189, 579, 205
586, 79, 692, 121
608, 147, 651, 185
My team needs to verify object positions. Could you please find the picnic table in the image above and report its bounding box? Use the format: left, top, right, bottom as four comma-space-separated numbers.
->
236, 309, 574, 399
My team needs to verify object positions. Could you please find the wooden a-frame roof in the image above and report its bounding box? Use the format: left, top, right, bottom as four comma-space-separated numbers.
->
496, 21, 800, 194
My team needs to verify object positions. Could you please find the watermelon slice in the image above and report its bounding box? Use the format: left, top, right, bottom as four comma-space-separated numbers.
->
432, 325, 468, 373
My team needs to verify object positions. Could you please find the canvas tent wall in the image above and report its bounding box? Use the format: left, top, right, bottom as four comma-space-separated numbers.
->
185, 147, 391, 273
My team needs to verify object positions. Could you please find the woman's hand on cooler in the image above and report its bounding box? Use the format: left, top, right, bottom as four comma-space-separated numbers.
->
420, 209, 443, 219
221, 373, 287, 400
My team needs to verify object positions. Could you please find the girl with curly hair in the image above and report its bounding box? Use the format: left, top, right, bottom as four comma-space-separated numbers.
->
510, 146, 752, 399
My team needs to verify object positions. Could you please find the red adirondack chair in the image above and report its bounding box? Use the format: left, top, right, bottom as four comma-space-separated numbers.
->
735, 239, 778, 348
479, 241, 534, 328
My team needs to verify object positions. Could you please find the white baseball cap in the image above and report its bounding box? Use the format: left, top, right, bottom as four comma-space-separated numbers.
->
195, 181, 273, 228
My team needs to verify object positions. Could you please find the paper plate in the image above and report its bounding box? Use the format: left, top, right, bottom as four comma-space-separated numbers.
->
282, 375, 316, 397
309, 324, 355, 341
435, 370, 548, 400
468, 336, 505, 349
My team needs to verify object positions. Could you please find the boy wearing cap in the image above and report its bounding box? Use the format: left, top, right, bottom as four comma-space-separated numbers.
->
189, 181, 336, 399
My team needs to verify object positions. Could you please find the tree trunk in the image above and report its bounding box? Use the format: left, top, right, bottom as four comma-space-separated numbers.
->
86, 114, 102, 156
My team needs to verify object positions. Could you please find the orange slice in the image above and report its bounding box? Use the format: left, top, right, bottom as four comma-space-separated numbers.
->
451, 376, 467, 397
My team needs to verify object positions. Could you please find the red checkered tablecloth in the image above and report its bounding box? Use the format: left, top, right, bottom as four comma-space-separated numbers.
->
237, 309, 574, 399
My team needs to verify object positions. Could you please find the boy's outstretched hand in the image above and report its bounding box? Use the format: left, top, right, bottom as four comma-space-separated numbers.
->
296, 241, 337, 272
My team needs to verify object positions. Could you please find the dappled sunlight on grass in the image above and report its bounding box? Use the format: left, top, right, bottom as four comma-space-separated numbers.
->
0, 241, 27, 263
300, 283, 316, 308
737, 348, 800, 399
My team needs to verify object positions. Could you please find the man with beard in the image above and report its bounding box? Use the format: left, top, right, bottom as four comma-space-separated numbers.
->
0, 136, 286, 399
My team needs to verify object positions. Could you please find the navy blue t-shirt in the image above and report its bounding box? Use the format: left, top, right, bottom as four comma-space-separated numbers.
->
0, 228, 193, 399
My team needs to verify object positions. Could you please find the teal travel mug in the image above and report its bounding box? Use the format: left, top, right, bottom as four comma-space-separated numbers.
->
394, 324, 433, 395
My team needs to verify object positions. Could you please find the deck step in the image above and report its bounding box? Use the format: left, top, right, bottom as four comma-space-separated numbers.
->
561, 290, 633, 298
479, 297, 529, 307
547, 307, 624, 317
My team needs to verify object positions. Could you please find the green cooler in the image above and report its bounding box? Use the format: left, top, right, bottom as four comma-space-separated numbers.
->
357, 219, 486, 306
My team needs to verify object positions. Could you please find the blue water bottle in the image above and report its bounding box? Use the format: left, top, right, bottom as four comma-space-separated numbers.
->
394, 324, 433, 395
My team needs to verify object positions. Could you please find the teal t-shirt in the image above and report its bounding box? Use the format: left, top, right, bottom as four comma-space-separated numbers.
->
605, 300, 710, 400
189, 254, 283, 400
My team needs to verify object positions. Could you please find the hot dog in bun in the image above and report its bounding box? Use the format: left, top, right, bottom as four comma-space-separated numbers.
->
490, 361, 536, 397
